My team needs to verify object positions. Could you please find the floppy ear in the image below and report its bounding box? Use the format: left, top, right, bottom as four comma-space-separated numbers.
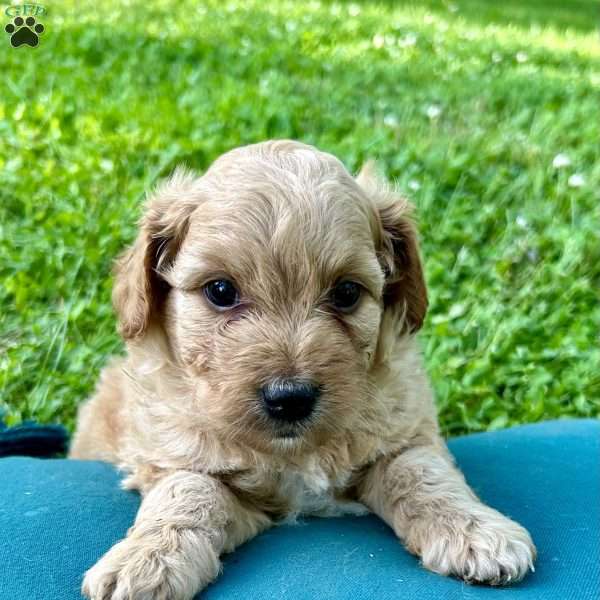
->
356, 161, 428, 333
112, 168, 200, 339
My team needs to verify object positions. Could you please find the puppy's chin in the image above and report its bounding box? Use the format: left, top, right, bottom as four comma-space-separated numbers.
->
267, 422, 311, 452
269, 432, 306, 453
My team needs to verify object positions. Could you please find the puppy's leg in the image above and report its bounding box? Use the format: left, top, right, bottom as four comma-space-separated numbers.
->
359, 442, 535, 585
70, 361, 126, 462
83, 471, 270, 600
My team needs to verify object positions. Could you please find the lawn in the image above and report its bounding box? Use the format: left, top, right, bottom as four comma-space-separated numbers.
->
1, 0, 598, 435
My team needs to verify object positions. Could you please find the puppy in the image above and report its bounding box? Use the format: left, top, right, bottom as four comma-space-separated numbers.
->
71, 140, 535, 599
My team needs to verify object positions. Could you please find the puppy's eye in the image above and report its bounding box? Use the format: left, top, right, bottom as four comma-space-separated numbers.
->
204, 279, 240, 309
330, 281, 362, 312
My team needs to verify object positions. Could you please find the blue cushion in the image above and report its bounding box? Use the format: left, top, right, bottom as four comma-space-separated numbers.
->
0, 419, 597, 600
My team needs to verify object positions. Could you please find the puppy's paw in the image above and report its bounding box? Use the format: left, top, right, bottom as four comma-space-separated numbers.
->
82, 534, 220, 600
416, 509, 536, 585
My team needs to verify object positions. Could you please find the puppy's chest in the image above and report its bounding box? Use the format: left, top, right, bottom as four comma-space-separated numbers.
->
276, 466, 367, 519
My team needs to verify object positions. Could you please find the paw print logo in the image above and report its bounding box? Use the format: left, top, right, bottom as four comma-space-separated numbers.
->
5, 16, 44, 48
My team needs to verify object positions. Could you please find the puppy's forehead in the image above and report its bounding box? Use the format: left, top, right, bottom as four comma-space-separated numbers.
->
175, 142, 383, 295
198, 140, 377, 238
206, 140, 350, 181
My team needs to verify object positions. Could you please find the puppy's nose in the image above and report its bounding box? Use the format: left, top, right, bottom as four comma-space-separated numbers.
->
260, 379, 320, 423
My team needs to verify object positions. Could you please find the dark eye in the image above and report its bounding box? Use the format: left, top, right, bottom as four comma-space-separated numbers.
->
330, 281, 362, 312
204, 279, 240, 309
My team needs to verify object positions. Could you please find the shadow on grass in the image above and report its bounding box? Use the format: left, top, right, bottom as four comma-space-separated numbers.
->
332, 0, 600, 33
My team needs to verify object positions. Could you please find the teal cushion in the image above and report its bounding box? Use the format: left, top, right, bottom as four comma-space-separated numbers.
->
0, 419, 598, 600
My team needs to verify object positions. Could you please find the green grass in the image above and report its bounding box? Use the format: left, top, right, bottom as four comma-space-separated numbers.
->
1, 0, 599, 435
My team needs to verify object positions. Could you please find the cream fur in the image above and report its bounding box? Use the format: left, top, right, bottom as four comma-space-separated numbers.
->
70, 140, 535, 599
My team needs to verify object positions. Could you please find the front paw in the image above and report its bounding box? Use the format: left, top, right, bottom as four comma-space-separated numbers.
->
82, 534, 220, 600
416, 509, 536, 585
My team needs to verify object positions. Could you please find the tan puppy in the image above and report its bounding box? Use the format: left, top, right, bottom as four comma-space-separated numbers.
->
71, 140, 535, 600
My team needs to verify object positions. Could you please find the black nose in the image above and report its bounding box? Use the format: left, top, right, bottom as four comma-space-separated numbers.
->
260, 379, 320, 423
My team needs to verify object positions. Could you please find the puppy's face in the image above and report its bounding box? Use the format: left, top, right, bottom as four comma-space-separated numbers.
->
114, 141, 427, 452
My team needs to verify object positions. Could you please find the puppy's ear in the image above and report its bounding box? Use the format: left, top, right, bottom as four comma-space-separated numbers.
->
357, 161, 428, 333
112, 168, 200, 339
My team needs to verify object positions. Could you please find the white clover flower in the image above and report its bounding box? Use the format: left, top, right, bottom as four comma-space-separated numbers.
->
568, 174, 585, 188
399, 33, 417, 47
408, 180, 421, 191
516, 215, 528, 229
516, 51, 528, 63
372, 34, 385, 49
383, 114, 399, 127
100, 159, 114, 173
552, 153, 571, 169
425, 104, 442, 119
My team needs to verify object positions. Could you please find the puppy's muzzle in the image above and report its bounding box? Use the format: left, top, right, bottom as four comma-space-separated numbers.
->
260, 379, 320, 423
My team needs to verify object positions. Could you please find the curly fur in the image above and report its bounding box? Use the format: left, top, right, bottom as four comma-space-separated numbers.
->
70, 140, 535, 599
